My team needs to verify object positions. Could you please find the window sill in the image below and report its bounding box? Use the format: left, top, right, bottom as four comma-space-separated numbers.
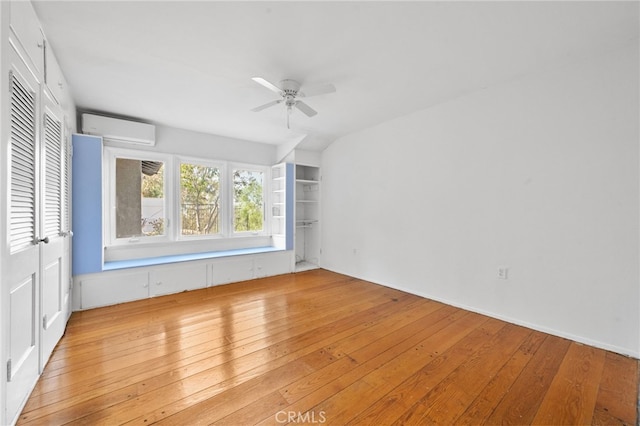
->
103, 246, 285, 271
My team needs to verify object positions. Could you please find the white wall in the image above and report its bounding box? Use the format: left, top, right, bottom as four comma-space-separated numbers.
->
321, 42, 639, 357
102, 123, 278, 165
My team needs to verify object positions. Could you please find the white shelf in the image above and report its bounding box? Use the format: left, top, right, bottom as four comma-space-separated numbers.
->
271, 162, 290, 251
296, 179, 319, 184
296, 199, 318, 203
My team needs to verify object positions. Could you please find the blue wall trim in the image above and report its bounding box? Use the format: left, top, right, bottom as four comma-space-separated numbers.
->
72, 134, 103, 275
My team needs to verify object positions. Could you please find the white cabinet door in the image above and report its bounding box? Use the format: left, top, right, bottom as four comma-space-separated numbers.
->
4, 45, 41, 424
80, 271, 150, 310
212, 257, 255, 285
254, 252, 292, 278
149, 263, 207, 297
9, 0, 44, 76
44, 44, 65, 106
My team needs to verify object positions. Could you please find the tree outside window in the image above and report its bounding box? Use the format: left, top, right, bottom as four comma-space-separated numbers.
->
180, 163, 220, 236
108, 149, 269, 247
233, 169, 264, 232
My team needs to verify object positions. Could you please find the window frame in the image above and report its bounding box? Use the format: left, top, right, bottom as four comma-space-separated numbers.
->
176, 156, 226, 241
230, 163, 268, 237
103, 147, 173, 247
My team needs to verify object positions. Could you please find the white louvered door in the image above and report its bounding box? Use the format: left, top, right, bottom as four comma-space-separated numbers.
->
40, 87, 68, 367
3, 3, 72, 423
5, 46, 41, 421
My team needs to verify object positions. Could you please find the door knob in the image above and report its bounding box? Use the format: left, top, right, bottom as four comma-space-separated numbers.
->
37, 236, 50, 244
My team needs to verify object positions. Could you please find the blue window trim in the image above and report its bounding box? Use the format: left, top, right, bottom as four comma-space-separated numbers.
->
72, 134, 294, 275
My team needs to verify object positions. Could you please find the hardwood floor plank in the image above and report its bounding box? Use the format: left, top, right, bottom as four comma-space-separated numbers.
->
532, 342, 606, 425
154, 358, 315, 425
346, 318, 508, 426
592, 352, 639, 425
16, 270, 638, 426
484, 334, 572, 424
455, 330, 548, 424
391, 324, 532, 425
279, 303, 455, 405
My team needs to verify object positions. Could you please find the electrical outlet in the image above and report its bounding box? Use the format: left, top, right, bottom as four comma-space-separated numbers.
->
498, 267, 509, 280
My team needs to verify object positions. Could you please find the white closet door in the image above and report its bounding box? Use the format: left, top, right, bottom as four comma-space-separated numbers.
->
5, 47, 41, 422
40, 88, 67, 367
61, 121, 72, 318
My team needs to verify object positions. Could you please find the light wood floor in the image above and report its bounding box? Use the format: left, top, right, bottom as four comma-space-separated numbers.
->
18, 269, 638, 425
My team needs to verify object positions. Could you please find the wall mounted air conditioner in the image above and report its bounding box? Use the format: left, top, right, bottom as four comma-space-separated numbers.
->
81, 113, 156, 146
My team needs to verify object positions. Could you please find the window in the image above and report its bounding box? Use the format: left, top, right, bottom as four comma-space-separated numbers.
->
104, 147, 270, 255
180, 162, 221, 236
115, 158, 166, 239
233, 169, 264, 233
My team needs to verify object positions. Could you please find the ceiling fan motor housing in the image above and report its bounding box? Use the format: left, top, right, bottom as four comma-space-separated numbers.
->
280, 79, 301, 96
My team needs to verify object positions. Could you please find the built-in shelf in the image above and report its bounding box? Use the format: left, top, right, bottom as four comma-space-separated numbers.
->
271, 163, 294, 251
295, 164, 320, 272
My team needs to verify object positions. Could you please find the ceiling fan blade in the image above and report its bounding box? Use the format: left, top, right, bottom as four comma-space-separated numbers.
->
252, 77, 282, 94
299, 83, 336, 98
295, 101, 318, 117
251, 99, 282, 112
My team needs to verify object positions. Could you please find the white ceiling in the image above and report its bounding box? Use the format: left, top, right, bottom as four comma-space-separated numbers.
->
32, 1, 639, 151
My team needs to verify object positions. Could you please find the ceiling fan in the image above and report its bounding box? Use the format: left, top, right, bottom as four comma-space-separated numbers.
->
251, 77, 336, 128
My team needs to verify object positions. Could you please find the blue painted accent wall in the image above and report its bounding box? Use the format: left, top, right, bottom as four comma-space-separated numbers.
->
285, 163, 294, 250
72, 134, 103, 275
